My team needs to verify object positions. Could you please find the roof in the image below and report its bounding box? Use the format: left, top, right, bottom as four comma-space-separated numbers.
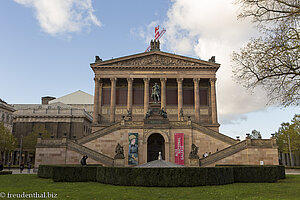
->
0, 98, 15, 112
49, 90, 94, 105
91, 50, 220, 71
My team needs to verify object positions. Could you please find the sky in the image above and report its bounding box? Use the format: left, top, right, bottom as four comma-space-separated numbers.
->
0, 0, 299, 139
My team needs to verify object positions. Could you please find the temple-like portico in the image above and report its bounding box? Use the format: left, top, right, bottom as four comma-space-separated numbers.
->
91, 41, 219, 131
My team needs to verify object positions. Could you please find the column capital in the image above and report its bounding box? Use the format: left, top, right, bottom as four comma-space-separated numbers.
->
94, 77, 100, 82
210, 78, 217, 83
193, 78, 200, 84
110, 77, 117, 82
160, 78, 167, 83
143, 78, 150, 83
127, 78, 134, 83
176, 78, 184, 83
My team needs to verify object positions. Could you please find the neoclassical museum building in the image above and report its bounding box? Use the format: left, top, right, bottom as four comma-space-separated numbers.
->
35, 41, 279, 167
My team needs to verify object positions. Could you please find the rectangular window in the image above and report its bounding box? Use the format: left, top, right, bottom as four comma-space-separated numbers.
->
200, 88, 208, 106
166, 88, 178, 105
116, 88, 127, 105
102, 88, 111, 105
133, 88, 144, 105
183, 88, 194, 105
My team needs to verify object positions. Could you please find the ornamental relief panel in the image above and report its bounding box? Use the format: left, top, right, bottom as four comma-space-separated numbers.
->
105, 54, 205, 67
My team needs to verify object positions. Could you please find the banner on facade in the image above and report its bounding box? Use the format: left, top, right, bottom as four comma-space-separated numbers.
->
128, 133, 138, 165
174, 133, 184, 165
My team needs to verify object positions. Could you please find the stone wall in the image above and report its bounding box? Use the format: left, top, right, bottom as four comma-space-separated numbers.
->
35, 141, 99, 168
35, 123, 279, 168
206, 147, 279, 166
83, 127, 233, 166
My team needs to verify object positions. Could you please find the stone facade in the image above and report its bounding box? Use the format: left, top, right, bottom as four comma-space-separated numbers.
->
0, 98, 15, 132
35, 41, 279, 168
13, 102, 92, 140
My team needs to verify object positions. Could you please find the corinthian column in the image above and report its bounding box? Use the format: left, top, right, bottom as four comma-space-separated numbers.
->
127, 78, 133, 112
177, 78, 183, 120
143, 78, 150, 116
98, 81, 103, 118
210, 78, 218, 124
110, 78, 117, 123
193, 78, 200, 123
93, 77, 100, 124
160, 78, 167, 109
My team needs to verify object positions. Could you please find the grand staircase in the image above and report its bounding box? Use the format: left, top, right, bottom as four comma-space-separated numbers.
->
199, 140, 248, 166
77, 122, 121, 144
192, 122, 237, 145
67, 140, 114, 166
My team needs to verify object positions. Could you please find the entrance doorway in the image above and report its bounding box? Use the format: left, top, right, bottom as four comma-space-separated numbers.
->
147, 133, 165, 162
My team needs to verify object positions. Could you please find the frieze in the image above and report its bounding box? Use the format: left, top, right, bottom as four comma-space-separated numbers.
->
103, 54, 205, 67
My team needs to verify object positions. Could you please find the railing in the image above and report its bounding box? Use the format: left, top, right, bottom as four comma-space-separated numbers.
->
200, 140, 247, 166
251, 139, 273, 147
36, 138, 67, 147
192, 122, 237, 145
67, 141, 114, 166
77, 123, 121, 144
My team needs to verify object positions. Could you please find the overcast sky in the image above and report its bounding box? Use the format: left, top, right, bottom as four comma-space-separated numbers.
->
1, 0, 299, 139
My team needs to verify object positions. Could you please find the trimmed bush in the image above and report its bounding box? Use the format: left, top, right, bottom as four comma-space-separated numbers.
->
38, 164, 102, 179
38, 165, 55, 178
277, 165, 286, 179
96, 167, 234, 187
52, 165, 99, 182
216, 165, 286, 182
0, 171, 13, 175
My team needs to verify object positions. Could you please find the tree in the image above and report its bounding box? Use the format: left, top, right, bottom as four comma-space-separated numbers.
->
0, 122, 17, 160
23, 124, 51, 152
275, 114, 300, 153
250, 129, 262, 139
233, 0, 300, 106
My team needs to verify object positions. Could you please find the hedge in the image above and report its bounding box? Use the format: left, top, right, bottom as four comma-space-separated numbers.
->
38, 164, 102, 180
38, 165, 285, 186
96, 167, 234, 187
52, 165, 99, 182
0, 171, 13, 175
216, 165, 285, 182
277, 165, 286, 179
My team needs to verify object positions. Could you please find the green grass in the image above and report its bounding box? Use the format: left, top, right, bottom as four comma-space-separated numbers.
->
0, 175, 299, 200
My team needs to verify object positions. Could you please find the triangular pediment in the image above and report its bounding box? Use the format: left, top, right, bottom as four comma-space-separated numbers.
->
91, 51, 219, 69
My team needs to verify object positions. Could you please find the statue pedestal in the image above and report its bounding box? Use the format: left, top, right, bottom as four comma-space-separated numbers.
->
189, 158, 199, 167
144, 102, 169, 128
114, 158, 125, 167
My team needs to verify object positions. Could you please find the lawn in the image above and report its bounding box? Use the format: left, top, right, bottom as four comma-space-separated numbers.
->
0, 174, 299, 200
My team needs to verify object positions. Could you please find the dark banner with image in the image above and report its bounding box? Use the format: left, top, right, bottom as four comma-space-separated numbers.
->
128, 133, 138, 165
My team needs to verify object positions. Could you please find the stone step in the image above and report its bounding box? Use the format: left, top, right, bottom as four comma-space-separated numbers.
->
77, 123, 121, 144
200, 140, 247, 166
68, 141, 114, 166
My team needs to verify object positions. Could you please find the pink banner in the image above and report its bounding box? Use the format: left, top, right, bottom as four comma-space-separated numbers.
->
174, 133, 184, 165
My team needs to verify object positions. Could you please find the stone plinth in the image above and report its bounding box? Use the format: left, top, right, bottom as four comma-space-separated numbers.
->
144, 102, 169, 128
189, 158, 200, 167
114, 158, 125, 167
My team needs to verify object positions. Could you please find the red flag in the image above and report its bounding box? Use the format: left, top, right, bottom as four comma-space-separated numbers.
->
155, 25, 160, 40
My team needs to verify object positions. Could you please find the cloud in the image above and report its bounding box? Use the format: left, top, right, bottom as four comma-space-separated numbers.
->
14, 0, 101, 36
162, 0, 269, 123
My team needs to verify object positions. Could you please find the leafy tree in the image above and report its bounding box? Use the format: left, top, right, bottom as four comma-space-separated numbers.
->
233, 0, 300, 106
23, 124, 51, 152
0, 122, 17, 160
250, 129, 262, 139
275, 114, 300, 153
